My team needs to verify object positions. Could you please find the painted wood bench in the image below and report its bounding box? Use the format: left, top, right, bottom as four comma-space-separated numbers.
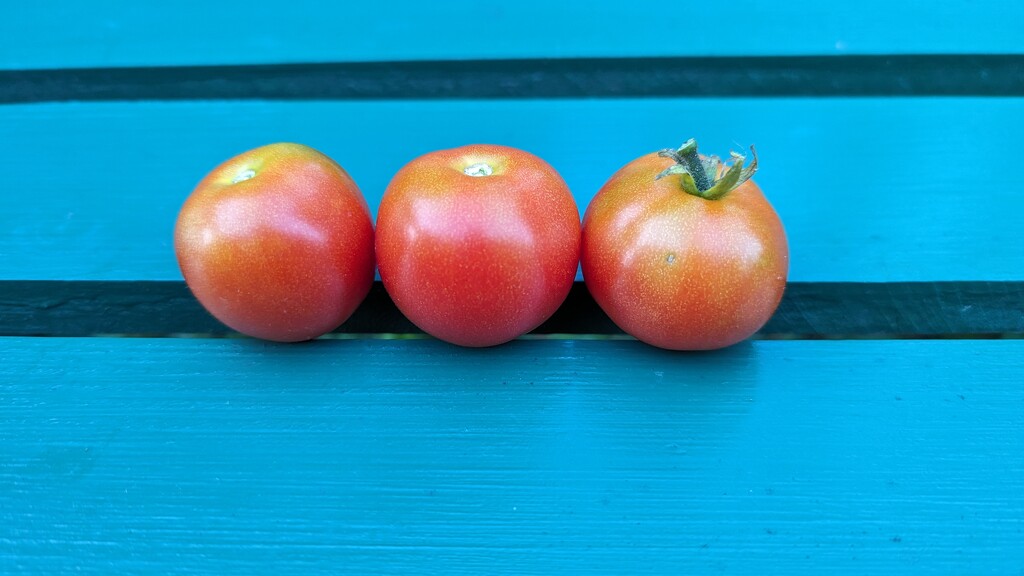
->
3, 2, 1023, 573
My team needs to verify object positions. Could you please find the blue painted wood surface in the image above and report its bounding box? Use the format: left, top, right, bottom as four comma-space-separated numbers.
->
2, 337, 1022, 574
4, 1, 1023, 69
2, 98, 1021, 282
4, 1, 1022, 573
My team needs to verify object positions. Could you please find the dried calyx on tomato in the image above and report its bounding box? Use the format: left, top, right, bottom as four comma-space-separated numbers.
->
581, 138, 789, 351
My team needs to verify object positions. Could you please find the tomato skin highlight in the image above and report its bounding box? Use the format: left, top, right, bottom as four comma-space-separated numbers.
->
376, 144, 581, 347
582, 150, 788, 350
174, 143, 375, 342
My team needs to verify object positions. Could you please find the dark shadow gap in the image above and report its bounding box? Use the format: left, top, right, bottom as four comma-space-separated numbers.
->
3, 55, 1024, 103
2, 280, 1022, 339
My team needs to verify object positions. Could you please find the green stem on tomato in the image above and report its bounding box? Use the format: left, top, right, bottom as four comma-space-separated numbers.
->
674, 139, 714, 192
656, 139, 758, 201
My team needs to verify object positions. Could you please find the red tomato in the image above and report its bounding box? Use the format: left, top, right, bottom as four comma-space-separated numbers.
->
174, 143, 375, 342
582, 139, 788, 350
376, 144, 580, 347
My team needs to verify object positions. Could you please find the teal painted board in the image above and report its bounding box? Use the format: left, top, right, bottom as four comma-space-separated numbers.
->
4, 1, 1023, 69
1, 98, 1022, 282
2, 338, 1023, 574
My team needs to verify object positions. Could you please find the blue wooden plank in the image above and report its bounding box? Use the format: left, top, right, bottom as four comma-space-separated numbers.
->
3, 1, 1023, 70
1, 98, 1021, 282
2, 337, 1022, 574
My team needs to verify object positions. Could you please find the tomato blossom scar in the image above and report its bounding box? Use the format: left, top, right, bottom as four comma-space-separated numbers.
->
231, 169, 257, 184
464, 163, 493, 177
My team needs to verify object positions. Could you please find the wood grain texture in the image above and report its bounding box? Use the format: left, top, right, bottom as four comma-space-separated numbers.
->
2, 98, 1022, 282
3, 1, 1023, 70
1, 281, 1022, 338
2, 337, 1023, 574
5, 55, 1024, 103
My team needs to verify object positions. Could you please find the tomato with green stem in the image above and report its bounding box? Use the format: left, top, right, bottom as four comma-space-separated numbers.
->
581, 139, 788, 350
